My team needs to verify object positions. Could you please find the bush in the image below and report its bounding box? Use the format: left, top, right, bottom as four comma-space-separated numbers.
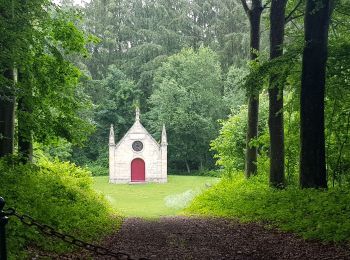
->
169, 170, 222, 178
186, 173, 350, 242
86, 163, 109, 176
0, 157, 121, 259
211, 94, 269, 175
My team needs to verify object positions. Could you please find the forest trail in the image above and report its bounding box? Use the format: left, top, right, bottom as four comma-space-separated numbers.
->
63, 217, 350, 260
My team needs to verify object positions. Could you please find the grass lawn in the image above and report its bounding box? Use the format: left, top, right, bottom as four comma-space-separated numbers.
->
93, 175, 219, 218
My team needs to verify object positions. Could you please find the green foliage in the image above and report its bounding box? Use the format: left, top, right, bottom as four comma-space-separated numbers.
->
86, 163, 109, 176
211, 106, 247, 172
186, 173, 350, 242
283, 91, 300, 182
71, 66, 140, 168
26, 55, 94, 145
223, 66, 247, 111
146, 47, 227, 172
82, 0, 249, 80
34, 138, 73, 161
66, 0, 250, 169
217, 14, 350, 185
1, 0, 95, 153
98, 65, 140, 138
169, 169, 223, 178
211, 94, 269, 175
0, 157, 120, 258
325, 35, 350, 185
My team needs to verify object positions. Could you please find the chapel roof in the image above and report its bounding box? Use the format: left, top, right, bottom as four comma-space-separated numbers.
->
113, 108, 162, 149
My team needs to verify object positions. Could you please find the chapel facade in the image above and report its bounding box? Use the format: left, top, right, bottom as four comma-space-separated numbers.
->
108, 108, 167, 183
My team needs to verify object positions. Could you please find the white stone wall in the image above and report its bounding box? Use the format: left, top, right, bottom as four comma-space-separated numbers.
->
109, 120, 167, 184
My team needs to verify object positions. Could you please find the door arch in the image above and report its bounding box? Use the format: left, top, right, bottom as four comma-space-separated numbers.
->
131, 158, 145, 182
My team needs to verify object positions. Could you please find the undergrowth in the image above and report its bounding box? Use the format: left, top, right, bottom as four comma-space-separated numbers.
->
186, 173, 350, 242
0, 157, 121, 259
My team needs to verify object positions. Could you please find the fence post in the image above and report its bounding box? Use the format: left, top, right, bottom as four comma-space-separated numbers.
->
0, 197, 8, 260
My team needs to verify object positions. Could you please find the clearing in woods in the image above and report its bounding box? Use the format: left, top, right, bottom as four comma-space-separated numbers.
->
93, 175, 219, 218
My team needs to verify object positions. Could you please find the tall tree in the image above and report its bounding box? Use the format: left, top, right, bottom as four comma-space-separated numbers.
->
268, 0, 288, 187
73, 0, 250, 170
147, 47, 225, 172
0, 70, 15, 157
17, 69, 33, 162
240, 0, 264, 177
0, 1, 17, 158
1, 0, 93, 161
300, 0, 331, 188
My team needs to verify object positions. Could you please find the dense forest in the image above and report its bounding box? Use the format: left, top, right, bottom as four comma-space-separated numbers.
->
1, 0, 350, 258
67, 0, 349, 187
69, 0, 252, 174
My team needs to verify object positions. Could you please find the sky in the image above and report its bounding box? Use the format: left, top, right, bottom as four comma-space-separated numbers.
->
72, 0, 90, 5
53, 0, 91, 7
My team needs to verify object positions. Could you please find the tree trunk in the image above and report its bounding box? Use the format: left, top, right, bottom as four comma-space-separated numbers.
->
18, 98, 33, 163
245, 96, 259, 177
185, 160, 191, 174
242, 0, 263, 178
0, 69, 15, 158
17, 70, 33, 163
268, 0, 287, 188
300, 0, 330, 188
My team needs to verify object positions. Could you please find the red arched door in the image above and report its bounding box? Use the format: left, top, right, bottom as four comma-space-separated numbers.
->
131, 158, 145, 182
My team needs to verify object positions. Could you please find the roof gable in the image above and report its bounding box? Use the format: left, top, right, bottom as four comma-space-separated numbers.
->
115, 120, 160, 149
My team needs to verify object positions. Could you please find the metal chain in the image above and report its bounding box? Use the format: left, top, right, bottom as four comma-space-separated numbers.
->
3, 208, 147, 260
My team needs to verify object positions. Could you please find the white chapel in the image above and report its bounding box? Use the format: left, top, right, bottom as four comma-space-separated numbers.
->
108, 108, 167, 183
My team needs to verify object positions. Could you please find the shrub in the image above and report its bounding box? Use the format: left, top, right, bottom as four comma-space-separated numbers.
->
169, 169, 222, 178
186, 173, 350, 242
211, 94, 269, 175
86, 163, 109, 176
0, 157, 120, 259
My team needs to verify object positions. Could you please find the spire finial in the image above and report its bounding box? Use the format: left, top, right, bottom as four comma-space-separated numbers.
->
136, 107, 140, 121
161, 124, 167, 145
109, 124, 115, 145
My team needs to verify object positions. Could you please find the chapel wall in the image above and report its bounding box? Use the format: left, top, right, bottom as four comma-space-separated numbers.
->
109, 124, 166, 183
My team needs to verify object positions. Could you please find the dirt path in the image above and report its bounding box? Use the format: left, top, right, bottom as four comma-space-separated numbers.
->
59, 217, 350, 260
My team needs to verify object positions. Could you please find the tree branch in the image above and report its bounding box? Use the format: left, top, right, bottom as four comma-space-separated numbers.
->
285, 0, 303, 23
286, 13, 304, 24
262, 0, 271, 10
335, 9, 350, 17
290, 19, 302, 30
240, 0, 250, 14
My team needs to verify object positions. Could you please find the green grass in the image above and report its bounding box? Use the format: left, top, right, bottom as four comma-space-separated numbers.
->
93, 175, 219, 218
186, 173, 350, 242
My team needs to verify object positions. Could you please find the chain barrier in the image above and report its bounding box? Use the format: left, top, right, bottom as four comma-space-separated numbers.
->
1, 205, 148, 260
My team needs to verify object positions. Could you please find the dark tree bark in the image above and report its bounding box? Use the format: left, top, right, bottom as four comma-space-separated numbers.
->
0, 0, 17, 158
17, 103, 33, 163
268, 0, 288, 188
17, 70, 33, 163
241, 0, 263, 178
300, 0, 331, 188
0, 69, 15, 158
